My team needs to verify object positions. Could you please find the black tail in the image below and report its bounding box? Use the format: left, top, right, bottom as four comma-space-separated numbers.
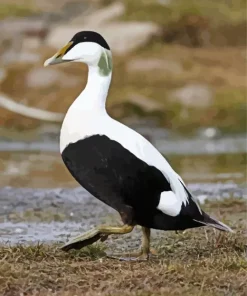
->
179, 182, 234, 233
193, 212, 234, 233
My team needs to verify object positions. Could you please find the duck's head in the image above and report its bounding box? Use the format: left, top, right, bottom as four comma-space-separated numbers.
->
44, 31, 112, 75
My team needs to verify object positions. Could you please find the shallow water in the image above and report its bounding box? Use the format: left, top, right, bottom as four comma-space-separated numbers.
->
0, 151, 246, 188
0, 221, 81, 245
0, 135, 246, 155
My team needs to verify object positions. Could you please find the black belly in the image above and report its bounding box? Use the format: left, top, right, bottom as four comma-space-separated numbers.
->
61, 134, 201, 231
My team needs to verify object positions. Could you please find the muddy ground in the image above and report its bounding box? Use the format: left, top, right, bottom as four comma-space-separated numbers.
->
0, 193, 246, 296
0, 178, 246, 296
0, 183, 245, 246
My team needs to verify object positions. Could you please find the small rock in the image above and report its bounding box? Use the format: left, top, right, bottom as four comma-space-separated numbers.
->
170, 83, 214, 108
196, 127, 221, 139
25, 68, 79, 88
15, 228, 24, 234
127, 58, 183, 74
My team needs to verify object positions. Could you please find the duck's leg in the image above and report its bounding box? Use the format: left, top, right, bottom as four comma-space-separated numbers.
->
107, 227, 154, 261
61, 224, 134, 252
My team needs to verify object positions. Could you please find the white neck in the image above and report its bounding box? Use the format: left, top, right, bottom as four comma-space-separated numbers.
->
72, 65, 112, 112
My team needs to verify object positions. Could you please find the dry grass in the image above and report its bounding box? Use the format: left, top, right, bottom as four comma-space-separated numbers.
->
0, 199, 246, 296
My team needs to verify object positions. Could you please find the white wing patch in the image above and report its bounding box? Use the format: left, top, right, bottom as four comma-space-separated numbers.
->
157, 173, 202, 217
162, 170, 189, 207
157, 191, 182, 216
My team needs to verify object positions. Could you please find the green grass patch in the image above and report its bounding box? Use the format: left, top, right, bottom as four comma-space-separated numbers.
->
123, 0, 246, 25
0, 2, 37, 19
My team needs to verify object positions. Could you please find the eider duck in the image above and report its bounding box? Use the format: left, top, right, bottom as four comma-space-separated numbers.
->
44, 31, 233, 261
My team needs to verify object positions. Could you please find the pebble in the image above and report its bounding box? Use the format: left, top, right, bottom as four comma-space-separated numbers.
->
170, 83, 214, 108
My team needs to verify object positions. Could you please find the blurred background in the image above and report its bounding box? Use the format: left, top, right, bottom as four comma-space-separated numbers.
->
0, 0, 246, 190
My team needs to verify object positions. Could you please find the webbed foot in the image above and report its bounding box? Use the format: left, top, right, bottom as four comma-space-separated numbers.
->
61, 224, 134, 252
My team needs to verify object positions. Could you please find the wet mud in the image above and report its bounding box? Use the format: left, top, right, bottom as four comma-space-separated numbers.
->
0, 183, 245, 249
